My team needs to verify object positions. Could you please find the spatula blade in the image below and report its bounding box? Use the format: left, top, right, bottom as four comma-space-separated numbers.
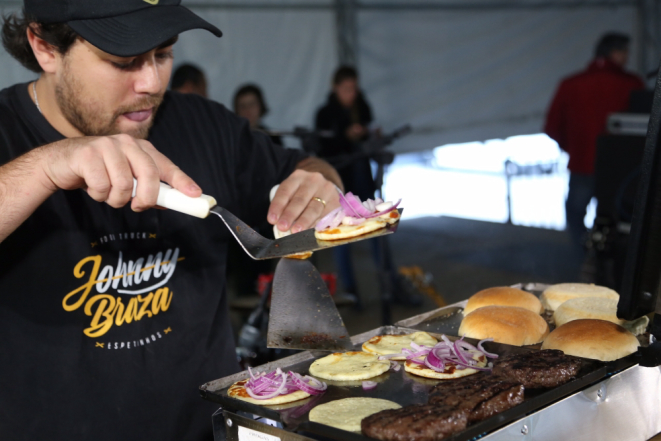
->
267, 258, 353, 351
211, 206, 403, 260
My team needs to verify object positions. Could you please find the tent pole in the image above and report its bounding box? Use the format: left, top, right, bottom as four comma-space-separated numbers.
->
335, 0, 358, 67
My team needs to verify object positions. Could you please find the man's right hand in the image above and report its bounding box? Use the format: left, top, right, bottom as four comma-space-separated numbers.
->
0, 134, 201, 243
38, 134, 201, 211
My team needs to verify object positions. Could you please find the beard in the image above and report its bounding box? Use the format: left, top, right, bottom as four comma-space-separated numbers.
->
55, 59, 164, 139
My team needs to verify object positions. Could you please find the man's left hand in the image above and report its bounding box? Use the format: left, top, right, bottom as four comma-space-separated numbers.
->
268, 169, 341, 233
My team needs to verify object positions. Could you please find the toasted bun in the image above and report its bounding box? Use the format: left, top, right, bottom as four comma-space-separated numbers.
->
540, 283, 619, 311
553, 297, 624, 327
459, 306, 549, 346
464, 287, 543, 315
541, 319, 638, 361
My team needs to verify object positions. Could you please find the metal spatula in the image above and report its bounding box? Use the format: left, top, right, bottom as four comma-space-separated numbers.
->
138, 179, 402, 260
267, 258, 353, 351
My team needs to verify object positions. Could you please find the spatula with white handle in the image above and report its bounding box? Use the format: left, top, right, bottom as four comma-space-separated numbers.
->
132, 179, 402, 260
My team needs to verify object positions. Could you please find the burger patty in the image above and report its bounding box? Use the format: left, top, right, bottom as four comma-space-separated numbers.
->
361, 404, 469, 441
492, 349, 582, 389
428, 373, 524, 422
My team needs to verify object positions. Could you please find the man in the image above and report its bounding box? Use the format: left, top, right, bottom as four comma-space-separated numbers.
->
0, 1, 341, 440
171, 63, 208, 98
544, 33, 644, 250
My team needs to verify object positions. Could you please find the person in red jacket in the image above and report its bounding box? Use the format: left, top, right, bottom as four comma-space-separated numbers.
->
544, 32, 644, 251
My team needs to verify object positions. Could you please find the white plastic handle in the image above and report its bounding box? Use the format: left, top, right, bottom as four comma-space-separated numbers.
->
132, 178, 217, 219
270, 184, 292, 239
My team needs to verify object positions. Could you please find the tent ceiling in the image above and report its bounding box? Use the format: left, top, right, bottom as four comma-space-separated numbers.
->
0, 0, 656, 154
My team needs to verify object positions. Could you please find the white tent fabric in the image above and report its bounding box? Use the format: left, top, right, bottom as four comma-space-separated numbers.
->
0, 2, 642, 153
178, 7, 337, 137
358, 5, 639, 153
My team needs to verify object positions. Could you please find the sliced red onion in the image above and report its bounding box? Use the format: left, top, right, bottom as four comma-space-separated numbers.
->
453, 341, 469, 365
363, 199, 377, 213
477, 338, 499, 358
315, 206, 345, 231
378, 353, 401, 360
409, 342, 431, 352
390, 361, 401, 372
340, 192, 374, 218
366, 199, 401, 219
288, 371, 327, 395
424, 349, 446, 372
246, 371, 287, 400
405, 335, 496, 374
375, 201, 393, 212
342, 216, 366, 226
375, 197, 384, 205
362, 381, 378, 390
245, 369, 327, 399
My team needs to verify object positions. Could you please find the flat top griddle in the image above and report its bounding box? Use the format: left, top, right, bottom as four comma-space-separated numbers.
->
200, 320, 642, 441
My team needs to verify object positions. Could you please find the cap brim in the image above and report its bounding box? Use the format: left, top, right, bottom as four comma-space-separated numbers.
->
68, 5, 222, 57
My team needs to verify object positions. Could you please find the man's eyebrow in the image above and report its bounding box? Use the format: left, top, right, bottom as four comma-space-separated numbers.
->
157, 35, 179, 50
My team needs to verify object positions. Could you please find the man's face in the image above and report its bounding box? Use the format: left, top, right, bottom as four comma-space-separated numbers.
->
54, 39, 175, 139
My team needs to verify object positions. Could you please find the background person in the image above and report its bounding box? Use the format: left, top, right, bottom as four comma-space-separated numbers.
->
171, 63, 208, 98
544, 32, 644, 253
233, 83, 282, 146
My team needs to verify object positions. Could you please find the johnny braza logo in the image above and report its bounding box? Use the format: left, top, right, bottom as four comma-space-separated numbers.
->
63, 247, 182, 338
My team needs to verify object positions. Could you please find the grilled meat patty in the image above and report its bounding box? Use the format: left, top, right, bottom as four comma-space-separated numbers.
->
428, 373, 524, 422
361, 404, 469, 441
492, 349, 582, 389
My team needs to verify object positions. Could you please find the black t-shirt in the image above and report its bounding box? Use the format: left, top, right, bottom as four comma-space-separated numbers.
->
0, 84, 306, 440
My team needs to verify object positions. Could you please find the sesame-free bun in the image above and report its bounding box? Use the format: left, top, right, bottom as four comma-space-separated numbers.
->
464, 287, 543, 315
459, 306, 550, 346
540, 283, 619, 311
541, 319, 639, 361
553, 297, 624, 327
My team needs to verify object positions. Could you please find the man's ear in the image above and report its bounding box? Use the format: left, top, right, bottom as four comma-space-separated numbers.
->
26, 26, 58, 74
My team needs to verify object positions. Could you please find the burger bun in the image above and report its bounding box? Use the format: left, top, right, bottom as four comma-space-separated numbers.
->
459, 305, 550, 346
464, 286, 543, 315
541, 319, 639, 361
540, 283, 619, 311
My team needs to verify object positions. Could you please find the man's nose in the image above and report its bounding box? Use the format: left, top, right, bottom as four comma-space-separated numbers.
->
134, 59, 161, 95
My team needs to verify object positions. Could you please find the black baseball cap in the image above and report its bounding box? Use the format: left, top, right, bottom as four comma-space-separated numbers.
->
24, 0, 222, 57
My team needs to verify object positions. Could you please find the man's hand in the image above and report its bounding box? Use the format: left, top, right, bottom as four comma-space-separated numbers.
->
39, 134, 201, 211
268, 158, 343, 233
0, 134, 201, 243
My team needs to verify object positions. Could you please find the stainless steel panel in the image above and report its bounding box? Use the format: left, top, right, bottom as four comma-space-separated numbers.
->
484, 364, 661, 441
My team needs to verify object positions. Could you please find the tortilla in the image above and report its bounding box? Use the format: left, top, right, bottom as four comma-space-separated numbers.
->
309, 351, 390, 381
227, 378, 310, 405
379, 209, 401, 224
273, 225, 313, 259
404, 352, 487, 380
309, 397, 401, 432
362, 332, 438, 360
314, 218, 388, 241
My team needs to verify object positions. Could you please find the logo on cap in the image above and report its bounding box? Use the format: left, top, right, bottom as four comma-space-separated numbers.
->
143, 0, 159, 4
